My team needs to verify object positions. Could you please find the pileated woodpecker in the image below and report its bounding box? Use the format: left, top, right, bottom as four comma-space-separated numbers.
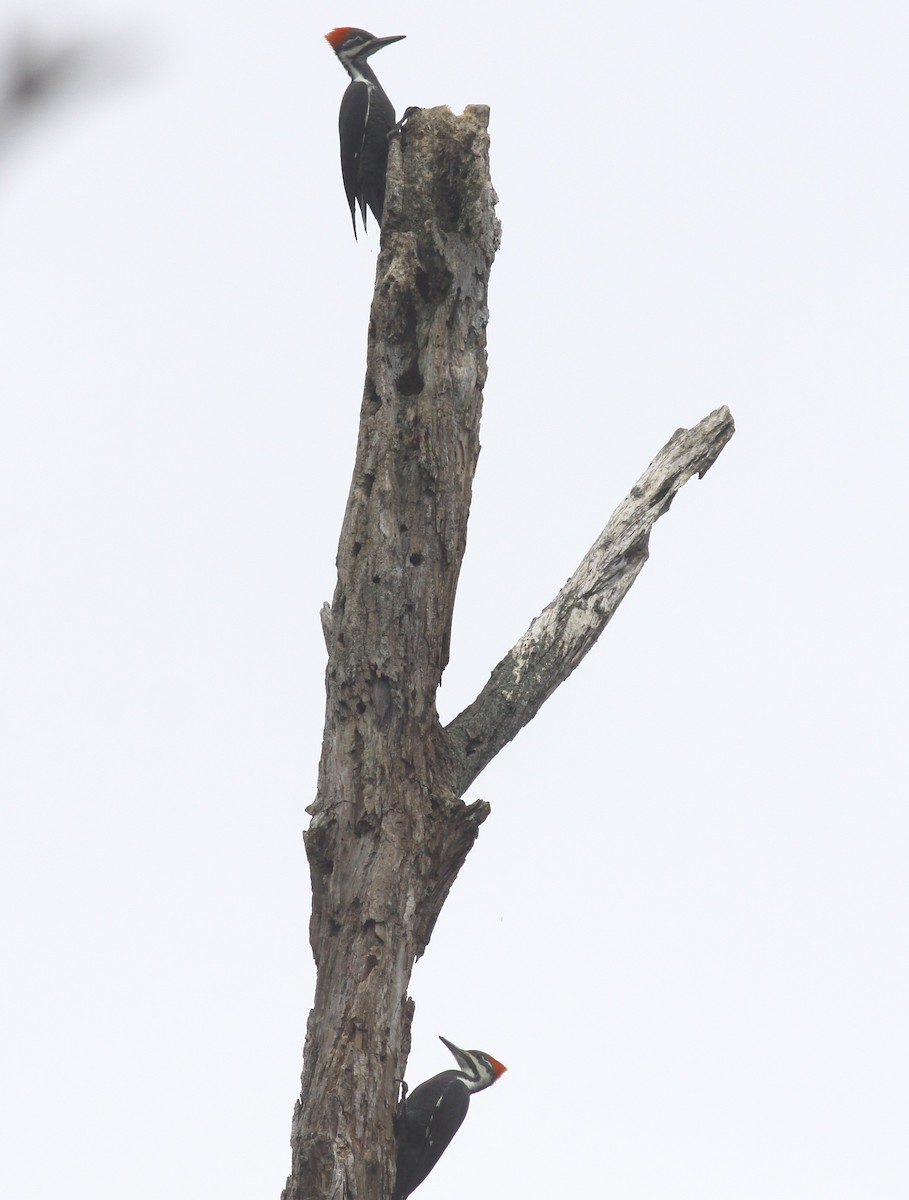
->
325, 26, 405, 237
392, 1036, 507, 1200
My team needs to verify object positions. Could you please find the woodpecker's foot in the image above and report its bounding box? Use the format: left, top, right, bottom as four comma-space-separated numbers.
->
388, 106, 421, 139
393, 1079, 409, 1133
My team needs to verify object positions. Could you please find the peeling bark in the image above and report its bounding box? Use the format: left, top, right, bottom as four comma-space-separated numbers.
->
283, 106, 734, 1200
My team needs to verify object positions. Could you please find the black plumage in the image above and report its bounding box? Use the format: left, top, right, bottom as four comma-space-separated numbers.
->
325, 27, 405, 237
393, 1037, 506, 1200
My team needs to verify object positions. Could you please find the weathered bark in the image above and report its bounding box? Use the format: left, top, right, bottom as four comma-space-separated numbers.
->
445, 405, 735, 792
283, 106, 735, 1200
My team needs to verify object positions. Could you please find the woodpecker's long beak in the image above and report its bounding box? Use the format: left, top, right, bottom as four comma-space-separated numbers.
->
439, 1035, 471, 1070
364, 34, 405, 55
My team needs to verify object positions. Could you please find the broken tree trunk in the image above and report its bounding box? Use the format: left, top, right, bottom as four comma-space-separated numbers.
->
283, 105, 734, 1200
283, 106, 500, 1200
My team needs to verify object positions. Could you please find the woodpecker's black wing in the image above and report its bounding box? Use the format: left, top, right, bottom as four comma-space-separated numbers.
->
356, 81, 395, 230
393, 1072, 470, 1200
337, 79, 369, 236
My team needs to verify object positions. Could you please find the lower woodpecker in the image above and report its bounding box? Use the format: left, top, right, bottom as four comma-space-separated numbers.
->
393, 1036, 507, 1200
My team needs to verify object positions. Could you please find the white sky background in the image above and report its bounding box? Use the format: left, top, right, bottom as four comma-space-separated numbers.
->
1, 0, 906, 1196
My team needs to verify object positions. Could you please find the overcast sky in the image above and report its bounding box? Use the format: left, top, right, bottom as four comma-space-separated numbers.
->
2, 2, 907, 1197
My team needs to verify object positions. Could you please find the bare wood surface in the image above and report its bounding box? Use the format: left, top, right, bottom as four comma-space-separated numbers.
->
445, 405, 735, 793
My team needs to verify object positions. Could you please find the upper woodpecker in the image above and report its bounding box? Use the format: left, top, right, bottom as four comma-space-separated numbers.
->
392, 1036, 507, 1200
325, 26, 405, 237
